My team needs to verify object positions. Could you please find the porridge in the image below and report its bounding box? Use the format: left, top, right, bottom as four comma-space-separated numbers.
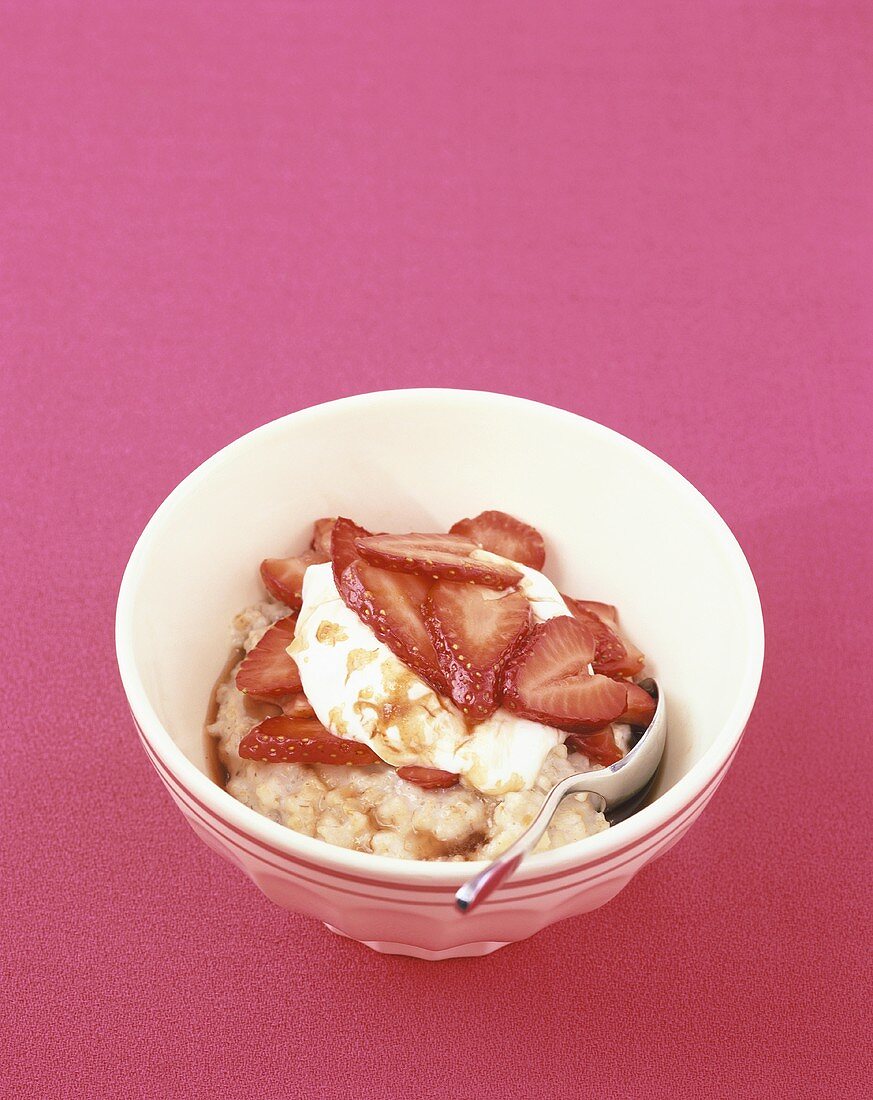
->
206, 511, 656, 861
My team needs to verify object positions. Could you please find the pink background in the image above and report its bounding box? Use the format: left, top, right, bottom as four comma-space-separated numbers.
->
2, 2, 870, 1097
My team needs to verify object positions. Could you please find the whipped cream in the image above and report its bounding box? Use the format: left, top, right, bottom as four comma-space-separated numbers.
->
289, 557, 579, 795
470, 549, 571, 622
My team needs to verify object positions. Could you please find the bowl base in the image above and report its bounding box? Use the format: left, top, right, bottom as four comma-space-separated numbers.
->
324, 923, 511, 960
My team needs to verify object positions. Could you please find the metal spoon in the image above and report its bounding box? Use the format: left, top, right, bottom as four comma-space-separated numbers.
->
455, 679, 666, 913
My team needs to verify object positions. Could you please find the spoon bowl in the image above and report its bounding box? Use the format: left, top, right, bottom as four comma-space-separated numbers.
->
560, 678, 666, 807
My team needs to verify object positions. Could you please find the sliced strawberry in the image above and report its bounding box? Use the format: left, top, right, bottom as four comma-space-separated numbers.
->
311, 517, 336, 556
566, 726, 623, 767
572, 598, 618, 625
450, 510, 546, 570
280, 692, 316, 719
563, 596, 629, 676
563, 596, 645, 678
330, 517, 372, 588
337, 559, 446, 694
261, 549, 329, 610
617, 634, 645, 677
355, 532, 522, 589
502, 617, 628, 732
235, 616, 302, 698
238, 716, 380, 765
619, 681, 657, 728
424, 581, 531, 720
396, 765, 460, 790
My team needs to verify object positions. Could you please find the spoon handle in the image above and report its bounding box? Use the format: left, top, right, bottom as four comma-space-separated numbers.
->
455, 680, 664, 914
455, 782, 607, 912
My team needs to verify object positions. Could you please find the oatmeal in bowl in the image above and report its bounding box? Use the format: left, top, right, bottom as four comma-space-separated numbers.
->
118, 390, 764, 957
207, 510, 658, 862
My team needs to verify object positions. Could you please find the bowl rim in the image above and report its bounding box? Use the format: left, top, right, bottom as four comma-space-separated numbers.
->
115, 388, 765, 886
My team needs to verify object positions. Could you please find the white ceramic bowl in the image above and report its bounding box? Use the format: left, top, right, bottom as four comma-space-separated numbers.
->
116, 390, 764, 959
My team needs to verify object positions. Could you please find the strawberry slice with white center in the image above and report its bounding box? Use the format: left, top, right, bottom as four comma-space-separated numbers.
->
330, 517, 372, 588
354, 532, 522, 589
337, 559, 447, 694
502, 616, 628, 732
235, 616, 302, 698
396, 765, 460, 790
566, 726, 623, 767
563, 595, 645, 678
311, 517, 337, 556
261, 549, 329, 610
424, 581, 531, 720
450, 510, 546, 570
239, 716, 380, 766
562, 596, 629, 675
619, 681, 657, 728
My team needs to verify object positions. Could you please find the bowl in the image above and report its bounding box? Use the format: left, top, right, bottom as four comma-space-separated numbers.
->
115, 389, 764, 959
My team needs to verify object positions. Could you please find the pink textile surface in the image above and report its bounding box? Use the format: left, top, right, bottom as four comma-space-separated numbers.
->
1, 1, 871, 1096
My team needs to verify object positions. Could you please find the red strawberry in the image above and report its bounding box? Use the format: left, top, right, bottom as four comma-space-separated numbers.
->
617, 635, 645, 677
563, 596, 645, 678
235, 616, 302, 698
502, 617, 628, 732
337, 559, 446, 694
281, 692, 316, 719
396, 766, 460, 790
238, 716, 381, 765
311, 517, 336, 555
330, 517, 372, 588
424, 581, 531, 720
619, 681, 657, 728
355, 532, 522, 589
261, 549, 329, 610
572, 598, 618, 624
563, 596, 629, 676
450, 510, 546, 570
566, 726, 623, 767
